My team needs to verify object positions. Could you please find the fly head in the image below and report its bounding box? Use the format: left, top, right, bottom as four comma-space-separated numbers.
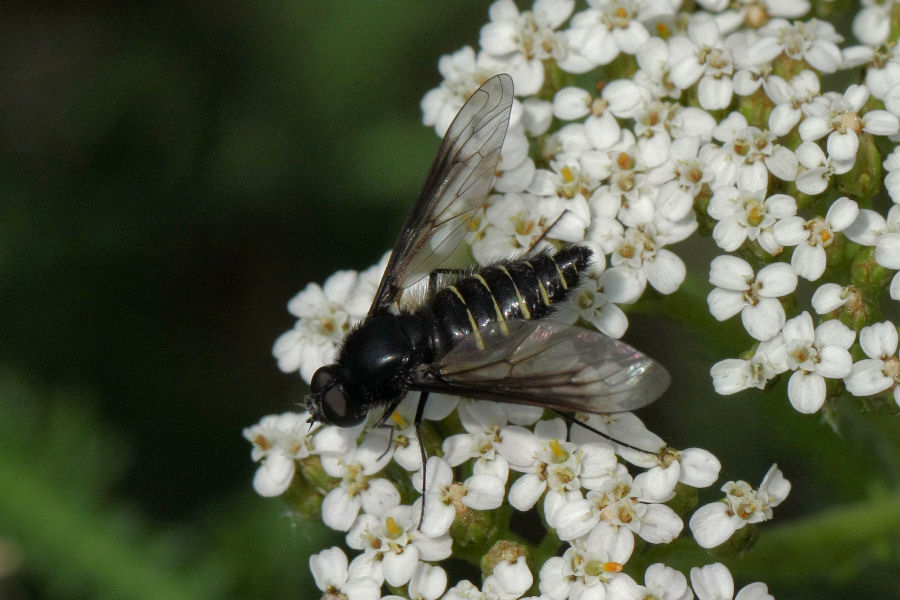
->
307, 365, 369, 427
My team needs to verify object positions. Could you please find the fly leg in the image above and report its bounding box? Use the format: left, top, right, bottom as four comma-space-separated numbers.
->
528, 208, 573, 251
373, 397, 406, 460
414, 390, 430, 530
552, 409, 661, 456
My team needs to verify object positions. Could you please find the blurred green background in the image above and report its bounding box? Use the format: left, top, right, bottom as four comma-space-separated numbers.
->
1, 1, 899, 599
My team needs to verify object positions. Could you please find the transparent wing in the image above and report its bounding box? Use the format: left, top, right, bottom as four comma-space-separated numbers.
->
411, 320, 670, 414
370, 73, 514, 314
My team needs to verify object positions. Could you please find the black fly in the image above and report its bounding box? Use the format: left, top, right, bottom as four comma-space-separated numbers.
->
305, 74, 670, 523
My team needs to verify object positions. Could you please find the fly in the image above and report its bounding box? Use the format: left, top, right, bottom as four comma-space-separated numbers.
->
305, 74, 670, 520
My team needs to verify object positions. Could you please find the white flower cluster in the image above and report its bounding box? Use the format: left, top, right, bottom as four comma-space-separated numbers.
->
417, 0, 900, 421
248, 0, 900, 597
245, 394, 788, 600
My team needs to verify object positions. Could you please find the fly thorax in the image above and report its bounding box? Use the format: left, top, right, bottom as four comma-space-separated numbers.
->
339, 314, 414, 390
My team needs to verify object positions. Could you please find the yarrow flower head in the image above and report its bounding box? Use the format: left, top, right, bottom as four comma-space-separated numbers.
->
689, 464, 791, 548
244, 0, 900, 596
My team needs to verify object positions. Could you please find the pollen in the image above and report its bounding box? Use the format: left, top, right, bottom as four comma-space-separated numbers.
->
745, 202, 765, 227
604, 561, 624, 573
561, 165, 575, 183
883, 356, 900, 380
688, 166, 703, 183
585, 560, 624, 576
390, 411, 408, 428
385, 516, 403, 538
656, 22, 670, 39
791, 348, 811, 363
578, 289, 595, 310
515, 219, 536, 236
617, 152, 635, 170
840, 112, 862, 134
549, 438, 569, 462
745, 4, 769, 28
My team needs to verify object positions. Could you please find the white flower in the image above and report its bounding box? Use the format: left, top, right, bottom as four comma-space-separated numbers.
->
499, 419, 586, 517
648, 135, 716, 221
845, 321, 900, 406
420, 46, 512, 136
410, 457, 459, 538
751, 18, 843, 74
710, 335, 789, 394
689, 464, 790, 548
707, 255, 798, 341
320, 430, 399, 531
799, 85, 899, 162
811, 282, 859, 315
554, 467, 683, 543
408, 562, 447, 600
384, 393, 458, 473
690, 563, 774, 600
569, 411, 667, 459
763, 70, 820, 135
441, 560, 534, 600
646, 447, 722, 489
442, 400, 540, 467
272, 268, 369, 382
472, 192, 589, 264
521, 97, 554, 135
633, 36, 682, 100
883, 146, 900, 203
495, 125, 537, 193
854, 46, 900, 99
707, 184, 797, 254
243, 411, 357, 497
552, 86, 593, 120
479, 0, 576, 95
708, 112, 798, 189
554, 264, 632, 339
669, 15, 736, 110
309, 547, 381, 600
566, 0, 674, 67
529, 156, 599, 207
843, 206, 890, 246
603, 216, 696, 297
853, 0, 892, 45
700, 0, 810, 32
781, 312, 855, 413
346, 503, 452, 587
538, 524, 640, 600
640, 563, 693, 600
773, 196, 859, 281
793, 140, 854, 195
483, 556, 534, 600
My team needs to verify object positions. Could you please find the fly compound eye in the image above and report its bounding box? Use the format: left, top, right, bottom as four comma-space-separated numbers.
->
310, 365, 336, 395
321, 384, 365, 426
309, 366, 364, 427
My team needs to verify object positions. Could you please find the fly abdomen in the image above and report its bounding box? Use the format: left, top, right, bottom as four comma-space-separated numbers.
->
426, 245, 592, 352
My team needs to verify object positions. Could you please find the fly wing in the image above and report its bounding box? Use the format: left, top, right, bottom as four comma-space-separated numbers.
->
369, 74, 514, 314
411, 320, 670, 414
